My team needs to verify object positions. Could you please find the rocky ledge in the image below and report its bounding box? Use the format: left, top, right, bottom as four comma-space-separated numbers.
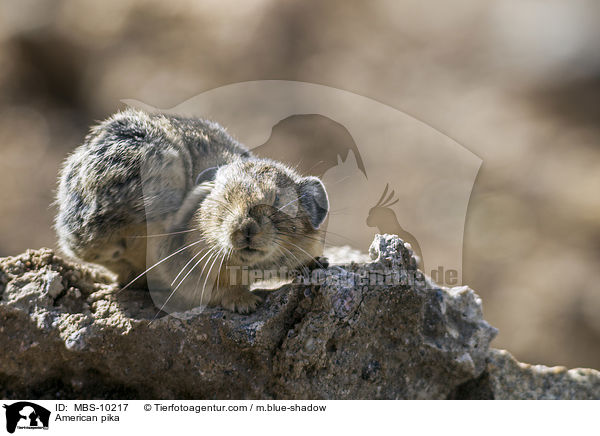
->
0, 235, 597, 399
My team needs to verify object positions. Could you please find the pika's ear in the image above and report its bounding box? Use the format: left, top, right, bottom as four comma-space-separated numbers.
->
299, 176, 329, 229
195, 166, 218, 185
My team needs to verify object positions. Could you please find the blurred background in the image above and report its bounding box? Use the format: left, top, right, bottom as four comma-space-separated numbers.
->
0, 0, 599, 369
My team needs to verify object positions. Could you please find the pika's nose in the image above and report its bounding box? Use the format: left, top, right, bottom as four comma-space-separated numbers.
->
232, 218, 260, 248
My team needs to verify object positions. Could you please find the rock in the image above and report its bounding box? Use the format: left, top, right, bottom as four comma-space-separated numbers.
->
451, 349, 600, 400
0, 236, 597, 399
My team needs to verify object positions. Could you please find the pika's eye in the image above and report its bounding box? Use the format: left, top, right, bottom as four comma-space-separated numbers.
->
292, 225, 297, 232
274, 194, 280, 205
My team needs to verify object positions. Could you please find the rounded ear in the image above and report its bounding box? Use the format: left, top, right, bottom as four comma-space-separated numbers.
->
195, 166, 218, 185
299, 176, 329, 229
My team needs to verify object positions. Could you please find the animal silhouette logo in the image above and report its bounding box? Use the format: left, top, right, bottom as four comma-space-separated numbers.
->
3, 402, 50, 433
251, 114, 367, 179
366, 184, 423, 265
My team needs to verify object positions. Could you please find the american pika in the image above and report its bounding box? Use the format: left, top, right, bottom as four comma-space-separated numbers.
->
56, 109, 329, 313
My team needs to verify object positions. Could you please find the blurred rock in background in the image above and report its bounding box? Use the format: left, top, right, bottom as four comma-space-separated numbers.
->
0, 0, 599, 368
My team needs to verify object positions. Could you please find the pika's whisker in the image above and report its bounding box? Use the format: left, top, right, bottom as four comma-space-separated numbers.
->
173, 251, 210, 298
202, 197, 236, 216
281, 239, 326, 269
127, 229, 199, 239
171, 247, 210, 291
305, 160, 325, 173
214, 248, 228, 299
329, 207, 351, 213
275, 231, 334, 247
277, 192, 311, 213
291, 159, 305, 173
315, 229, 357, 245
274, 243, 302, 270
273, 238, 311, 276
200, 248, 223, 306
272, 245, 294, 272
118, 239, 204, 293
170, 245, 209, 286
192, 248, 219, 304
149, 246, 218, 324
330, 175, 350, 186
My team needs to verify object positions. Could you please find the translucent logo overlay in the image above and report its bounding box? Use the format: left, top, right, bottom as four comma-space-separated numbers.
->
124, 80, 481, 316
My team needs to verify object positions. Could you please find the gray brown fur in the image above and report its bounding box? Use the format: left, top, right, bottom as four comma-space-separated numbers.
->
56, 109, 329, 313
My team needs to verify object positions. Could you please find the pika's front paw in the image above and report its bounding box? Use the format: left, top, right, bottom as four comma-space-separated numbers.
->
221, 288, 262, 314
